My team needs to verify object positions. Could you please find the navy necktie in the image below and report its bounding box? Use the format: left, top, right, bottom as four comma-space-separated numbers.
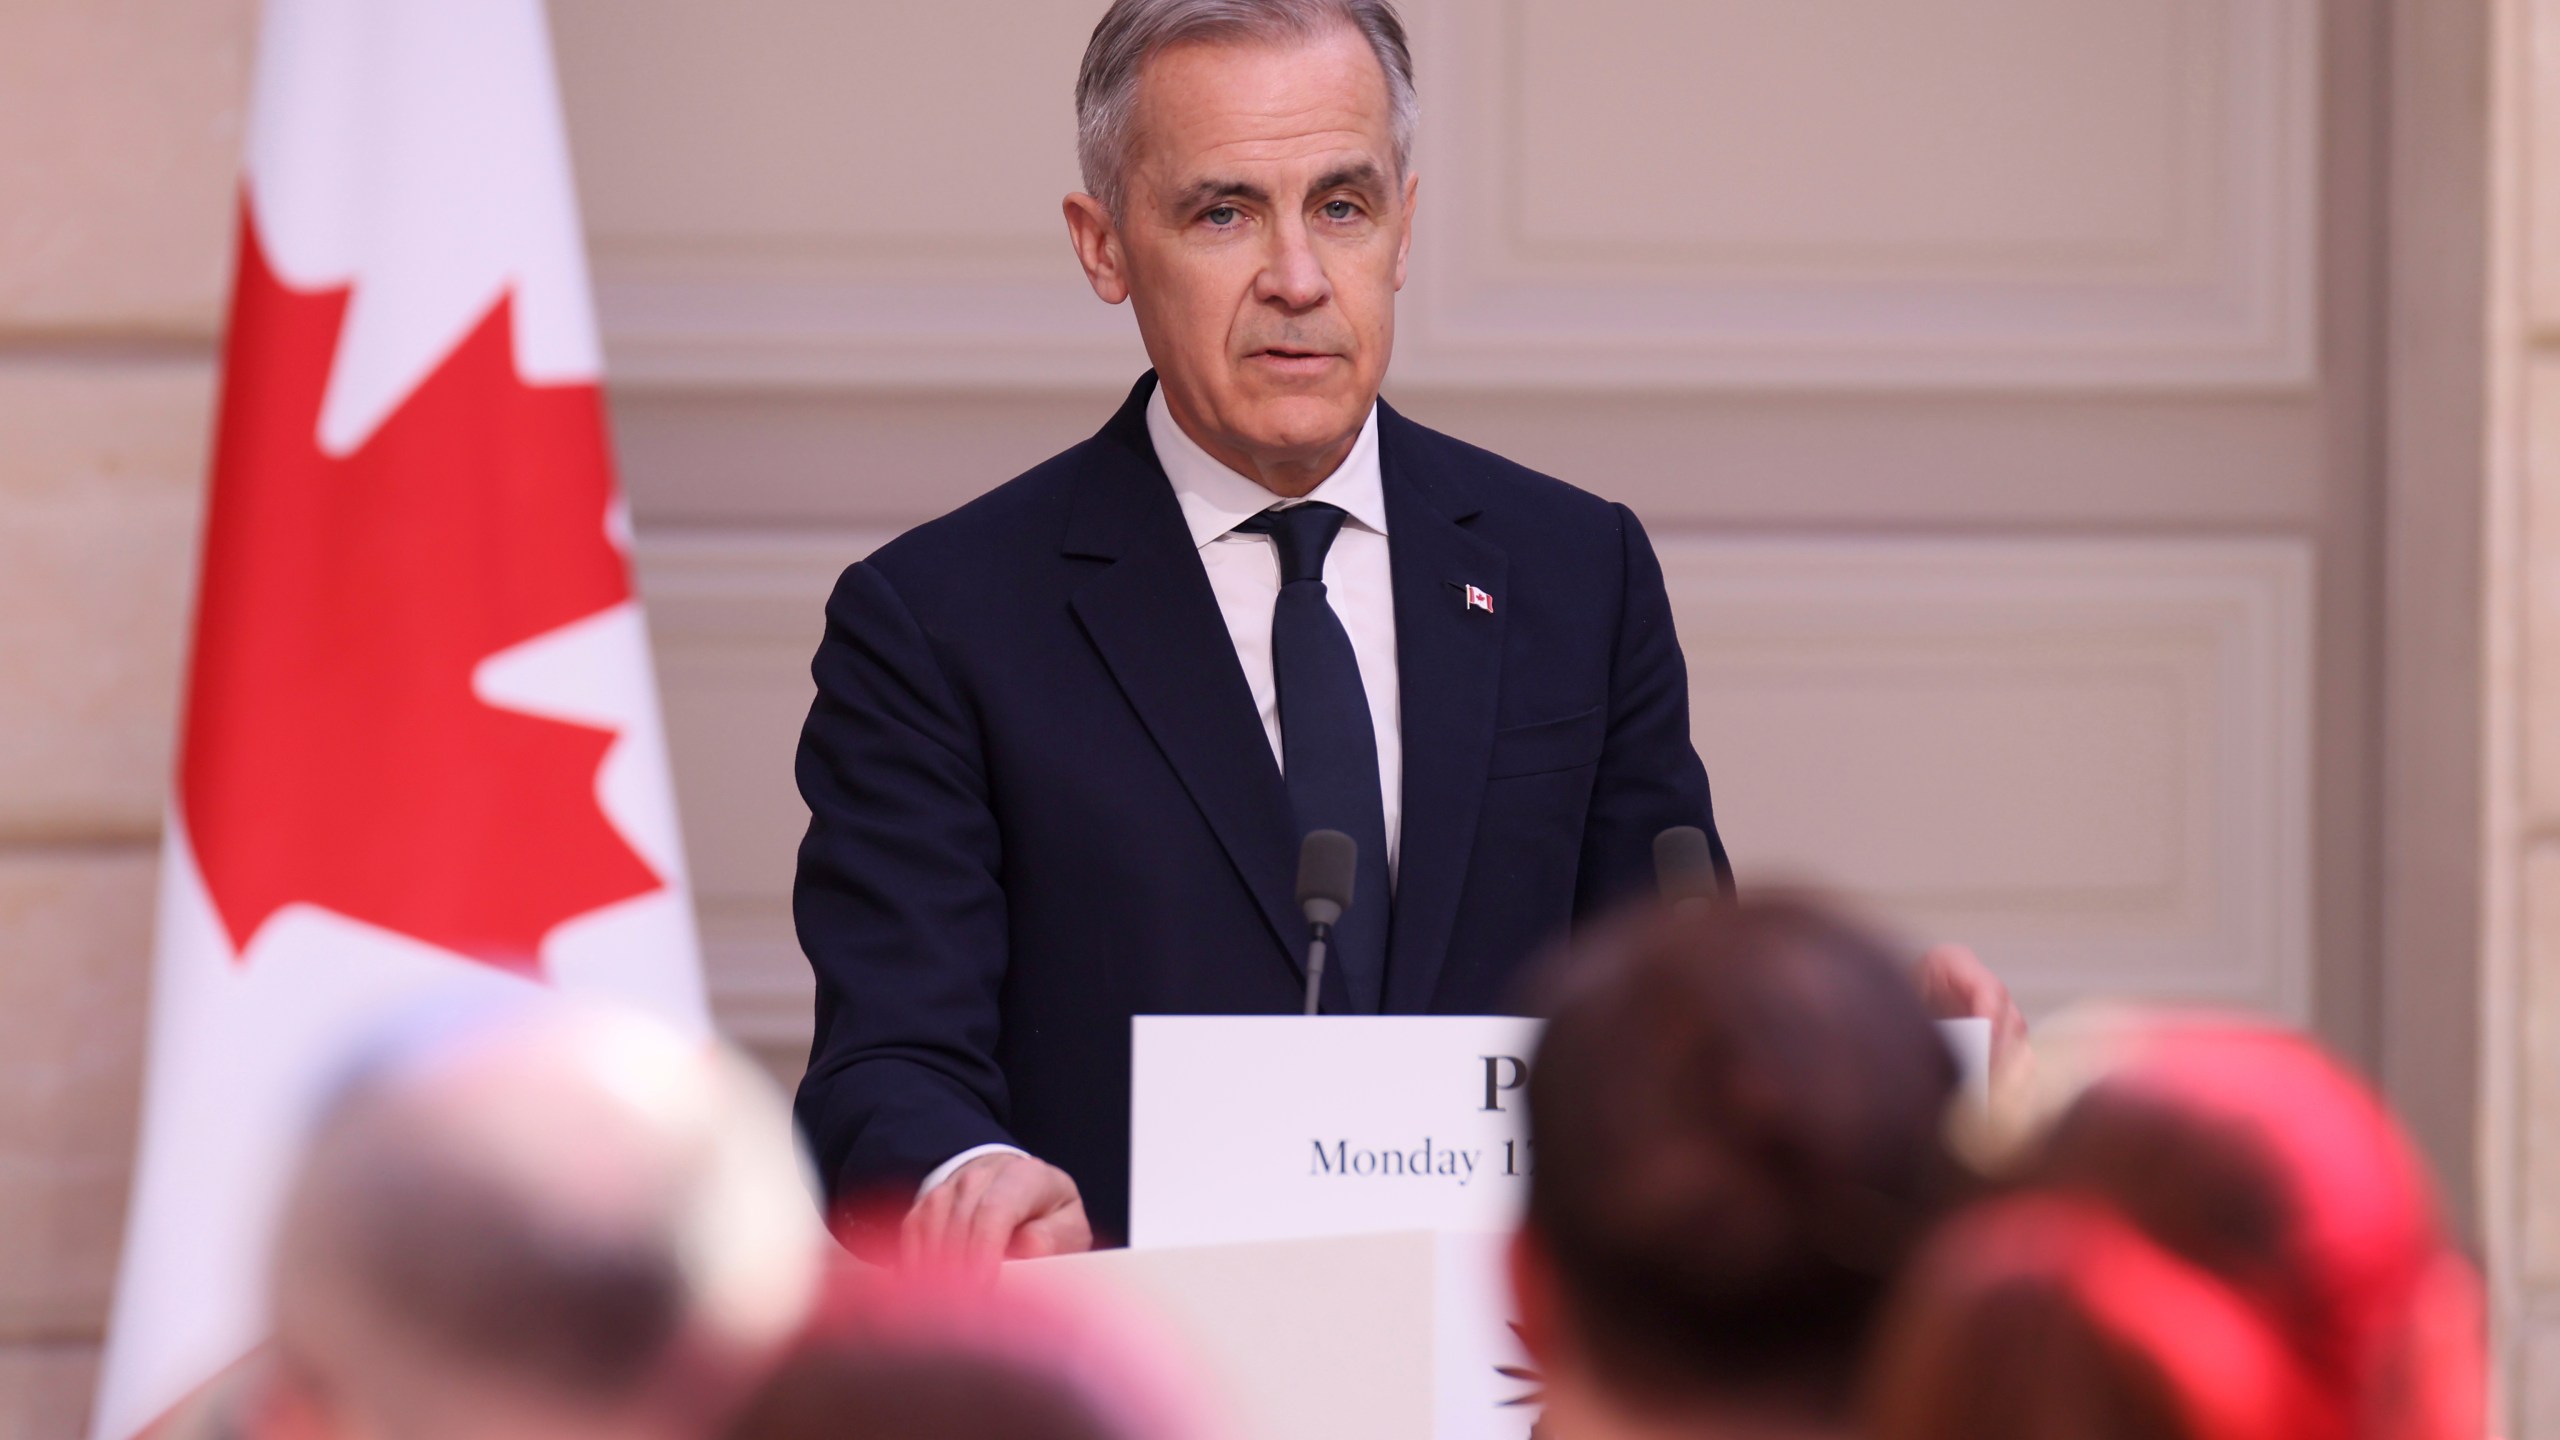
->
1239, 503, 1390, 1013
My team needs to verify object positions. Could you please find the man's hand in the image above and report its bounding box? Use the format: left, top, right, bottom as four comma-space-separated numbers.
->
1914, 942, 2034, 1115
901, 1152, 1092, 1269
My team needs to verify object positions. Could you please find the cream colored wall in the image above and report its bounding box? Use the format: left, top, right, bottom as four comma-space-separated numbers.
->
0, 3, 253, 1434
0, 2, 2408, 1437
576, 0, 2379, 1069
2482, 0, 2560, 1429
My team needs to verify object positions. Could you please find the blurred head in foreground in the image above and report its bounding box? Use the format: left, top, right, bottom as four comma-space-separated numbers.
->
2019, 1015, 2484, 1440
1509, 896, 1966, 1438
255, 1003, 828, 1440
722, 1266, 1195, 1440
1865, 1196, 2330, 1440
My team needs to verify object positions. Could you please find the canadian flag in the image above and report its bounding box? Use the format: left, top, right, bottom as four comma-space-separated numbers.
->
89, 3, 709, 1437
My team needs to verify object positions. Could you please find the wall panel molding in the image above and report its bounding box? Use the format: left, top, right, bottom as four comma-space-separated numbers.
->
1395, 0, 2319, 389
637, 528, 2315, 1074
1665, 536, 2313, 1020
575, 0, 2317, 392
636, 532, 886, 1062
553, 0, 1149, 390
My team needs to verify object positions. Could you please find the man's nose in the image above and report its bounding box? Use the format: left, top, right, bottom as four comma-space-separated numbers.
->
1255, 216, 1332, 312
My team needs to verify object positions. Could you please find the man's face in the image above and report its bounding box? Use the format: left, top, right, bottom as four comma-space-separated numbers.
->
1067, 24, 1416, 487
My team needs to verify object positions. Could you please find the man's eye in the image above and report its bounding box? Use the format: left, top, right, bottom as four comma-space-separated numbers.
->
1323, 200, 1359, 220
1204, 206, 1240, 226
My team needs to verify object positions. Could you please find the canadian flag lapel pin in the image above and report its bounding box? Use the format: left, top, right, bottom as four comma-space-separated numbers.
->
1464, 583, 1496, 615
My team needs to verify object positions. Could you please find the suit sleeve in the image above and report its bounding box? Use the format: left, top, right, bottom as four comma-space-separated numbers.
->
791, 560, 1019, 1208
1574, 504, 1735, 917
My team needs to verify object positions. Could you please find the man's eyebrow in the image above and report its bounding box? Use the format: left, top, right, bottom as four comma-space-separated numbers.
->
1169, 177, 1271, 212
1312, 163, 1389, 196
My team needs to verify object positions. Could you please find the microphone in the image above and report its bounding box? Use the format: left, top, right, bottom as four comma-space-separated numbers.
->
1293, 829, 1358, 1016
1654, 826, 1719, 905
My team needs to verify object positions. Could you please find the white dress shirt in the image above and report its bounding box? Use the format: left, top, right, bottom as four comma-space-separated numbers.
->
918, 388, 1407, 1199
1150, 385, 1404, 872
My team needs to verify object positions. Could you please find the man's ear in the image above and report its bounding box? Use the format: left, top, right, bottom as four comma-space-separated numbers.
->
1063, 192, 1131, 305
1392, 170, 1419, 292
1507, 1226, 1562, 1367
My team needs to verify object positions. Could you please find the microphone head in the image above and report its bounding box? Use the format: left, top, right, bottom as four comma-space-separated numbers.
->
1295, 829, 1358, 927
1654, 826, 1718, 902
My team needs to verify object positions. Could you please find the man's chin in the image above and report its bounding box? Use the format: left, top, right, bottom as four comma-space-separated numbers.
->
1224, 384, 1372, 452
1234, 416, 1366, 463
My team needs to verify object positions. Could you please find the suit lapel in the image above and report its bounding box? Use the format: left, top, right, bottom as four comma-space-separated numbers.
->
1379, 402, 1507, 1013
1064, 377, 1307, 981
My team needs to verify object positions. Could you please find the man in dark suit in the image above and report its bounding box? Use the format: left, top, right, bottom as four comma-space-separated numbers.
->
792, 0, 2020, 1260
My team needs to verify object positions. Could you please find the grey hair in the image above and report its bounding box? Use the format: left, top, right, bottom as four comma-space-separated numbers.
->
1075, 0, 1419, 218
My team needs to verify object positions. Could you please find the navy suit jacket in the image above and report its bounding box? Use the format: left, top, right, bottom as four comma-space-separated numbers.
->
792, 374, 1730, 1240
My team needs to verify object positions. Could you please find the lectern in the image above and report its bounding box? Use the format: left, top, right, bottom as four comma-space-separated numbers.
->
1015, 1016, 1990, 1440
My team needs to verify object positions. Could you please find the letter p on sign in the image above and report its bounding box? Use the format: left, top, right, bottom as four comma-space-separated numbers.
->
1481, 1055, 1529, 1112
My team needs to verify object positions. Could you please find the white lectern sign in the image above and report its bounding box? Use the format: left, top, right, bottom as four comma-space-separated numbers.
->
1130, 1016, 1539, 1440
1129, 1016, 1540, 1249
1128, 1014, 1989, 1250
1122, 1015, 1991, 1440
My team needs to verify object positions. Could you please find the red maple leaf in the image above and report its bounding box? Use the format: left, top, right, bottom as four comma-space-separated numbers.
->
178, 201, 662, 975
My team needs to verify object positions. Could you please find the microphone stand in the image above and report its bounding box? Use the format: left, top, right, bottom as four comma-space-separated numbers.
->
1302, 924, 1329, 1017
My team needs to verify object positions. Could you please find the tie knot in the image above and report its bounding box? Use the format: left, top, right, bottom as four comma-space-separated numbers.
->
1238, 502, 1349, 585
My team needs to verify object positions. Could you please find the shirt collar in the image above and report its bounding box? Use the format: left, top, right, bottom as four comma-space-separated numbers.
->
1148, 384, 1389, 550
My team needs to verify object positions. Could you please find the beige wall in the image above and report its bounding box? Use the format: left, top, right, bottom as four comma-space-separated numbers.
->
578, 0, 2378, 1070
2483, 0, 2560, 1428
0, 2, 253, 1434
0, 1, 2500, 1436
